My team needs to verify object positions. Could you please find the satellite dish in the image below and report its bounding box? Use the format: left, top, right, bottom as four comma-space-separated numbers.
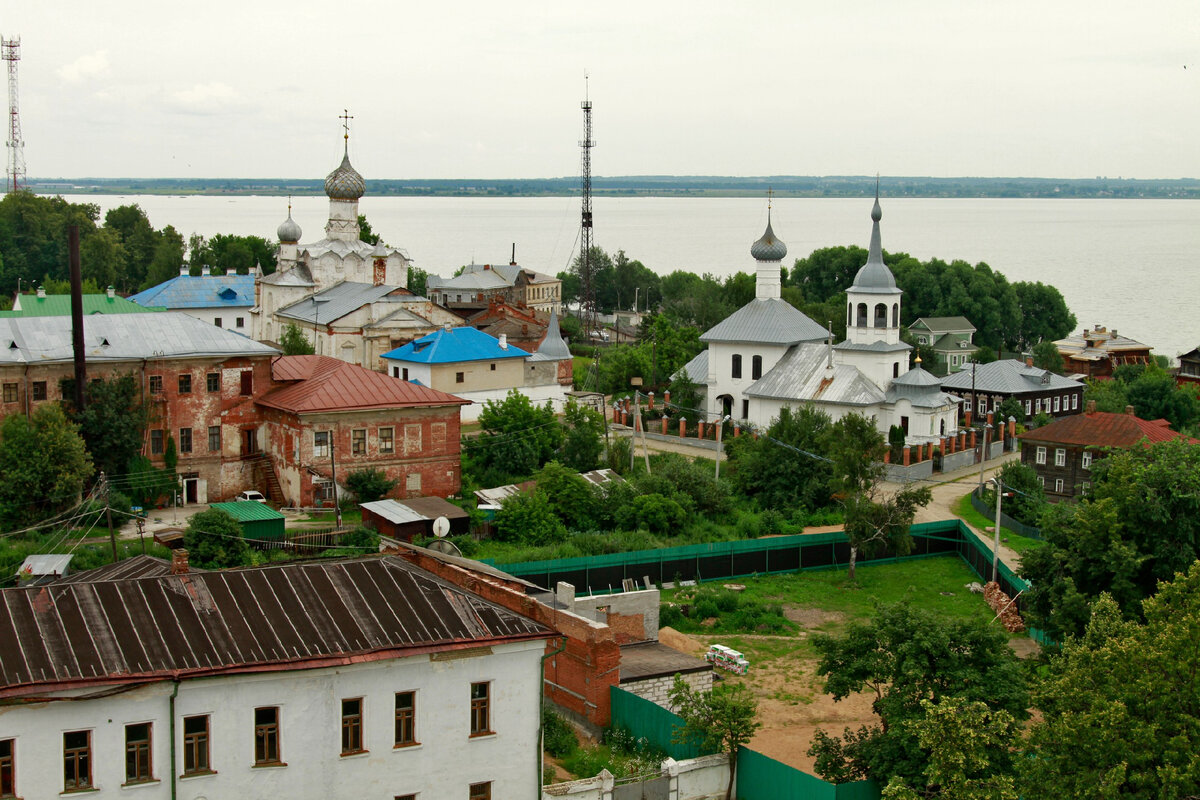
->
432, 516, 451, 538
426, 539, 462, 557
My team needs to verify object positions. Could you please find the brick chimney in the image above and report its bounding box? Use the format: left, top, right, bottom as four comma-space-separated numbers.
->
1025, 356, 1033, 367
171, 549, 189, 575
1086, 400, 1096, 414
1124, 404, 1135, 415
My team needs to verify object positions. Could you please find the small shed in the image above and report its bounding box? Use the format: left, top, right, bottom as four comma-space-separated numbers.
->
17, 554, 73, 585
360, 497, 470, 542
210, 501, 287, 543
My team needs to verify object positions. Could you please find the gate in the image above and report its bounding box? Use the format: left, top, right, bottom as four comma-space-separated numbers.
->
613, 773, 669, 800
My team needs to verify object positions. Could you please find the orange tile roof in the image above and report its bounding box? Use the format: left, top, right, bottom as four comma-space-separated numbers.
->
1018, 411, 1196, 448
258, 355, 468, 414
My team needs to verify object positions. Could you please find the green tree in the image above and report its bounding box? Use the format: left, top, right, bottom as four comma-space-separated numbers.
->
472, 390, 563, 479
407, 265, 428, 297
65, 374, 149, 484
141, 224, 186, 289
970, 345, 997, 365
724, 405, 834, 511
995, 396, 1024, 424
0, 404, 94, 529
357, 214, 381, 245
982, 460, 1046, 527
631, 493, 688, 534
345, 468, 396, 503
1030, 340, 1064, 374
164, 434, 178, 473
809, 602, 1029, 787
826, 412, 887, 498
1020, 568, 1200, 800
279, 323, 316, 355
841, 483, 932, 581
493, 489, 567, 545
532, 460, 598, 531
123, 455, 177, 509
103, 204, 158, 289
1012, 282, 1076, 350
559, 399, 605, 472
183, 508, 250, 569
79, 226, 125, 288
668, 675, 761, 800
882, 697, 1020, 800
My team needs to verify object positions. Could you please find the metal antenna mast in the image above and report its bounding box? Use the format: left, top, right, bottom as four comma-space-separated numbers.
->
579, 77, 596, 334
2, 36, 23, 194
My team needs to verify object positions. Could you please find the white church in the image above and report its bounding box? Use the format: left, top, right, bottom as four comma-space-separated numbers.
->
682, 195, 960, 445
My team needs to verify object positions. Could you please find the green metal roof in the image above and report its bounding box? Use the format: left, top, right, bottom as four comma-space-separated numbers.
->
0, 294, 163, 317
210, 502, 286, 522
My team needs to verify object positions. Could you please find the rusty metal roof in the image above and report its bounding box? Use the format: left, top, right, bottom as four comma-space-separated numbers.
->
0, 556, 552, 695
258, 355, 469, 413
53, 555, 185, 584
1017, 411, 1198, 448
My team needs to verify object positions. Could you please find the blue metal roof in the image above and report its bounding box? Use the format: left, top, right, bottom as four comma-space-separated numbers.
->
128, 274, 256, 309
382, 326, 530, 364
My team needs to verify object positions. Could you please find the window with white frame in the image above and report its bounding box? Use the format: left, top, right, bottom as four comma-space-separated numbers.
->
1072, 394, 1079, 410
1082, 451, 1092, 469
1055, 478, 1064, 493
1053, 397, 1061, 412
964, 397, 973, 412
1036, 446, 1047, 465
1025, 399, 1032, 415
1055, 448, 1066, 466
1081, 481, 1090, 493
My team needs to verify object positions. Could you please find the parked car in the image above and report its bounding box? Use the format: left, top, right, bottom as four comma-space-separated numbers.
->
235, 490, 268, 503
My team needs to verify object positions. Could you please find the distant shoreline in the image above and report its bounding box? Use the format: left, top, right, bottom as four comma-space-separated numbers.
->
27, 175, 1200, 200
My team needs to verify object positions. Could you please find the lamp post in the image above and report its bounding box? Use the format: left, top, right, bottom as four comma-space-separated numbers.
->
715, 414, 731, 480
633, 287, 640, 314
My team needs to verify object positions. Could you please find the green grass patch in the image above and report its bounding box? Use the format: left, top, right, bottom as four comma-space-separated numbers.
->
952, 492, 1044, 554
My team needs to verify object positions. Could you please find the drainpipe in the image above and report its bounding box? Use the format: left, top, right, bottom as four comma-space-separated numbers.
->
538, 636, 567, 793
169, 680, 180, 800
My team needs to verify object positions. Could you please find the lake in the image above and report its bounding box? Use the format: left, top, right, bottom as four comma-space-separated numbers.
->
62, 194, 1200, 362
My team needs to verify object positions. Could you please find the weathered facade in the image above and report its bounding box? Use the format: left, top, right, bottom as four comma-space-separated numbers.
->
1055, 324, 1153, 379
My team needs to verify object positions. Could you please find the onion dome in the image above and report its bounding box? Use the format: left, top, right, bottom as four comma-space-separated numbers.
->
750, 212, 788, 262
276, 209, 302, 243
324, 146, 365, 200
849, 192, 898, 293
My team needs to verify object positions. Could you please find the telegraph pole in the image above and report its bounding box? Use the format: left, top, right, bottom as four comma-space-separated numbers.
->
102, 472, 118, 563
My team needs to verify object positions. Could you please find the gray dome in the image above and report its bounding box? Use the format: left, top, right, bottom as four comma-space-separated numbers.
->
849, 196, 899, 293
325, 150, 365, 200
277, 211, 302, 244
750, 217, 787, 262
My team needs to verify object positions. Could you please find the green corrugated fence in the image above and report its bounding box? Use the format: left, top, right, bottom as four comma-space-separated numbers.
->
609, 685, 706, 761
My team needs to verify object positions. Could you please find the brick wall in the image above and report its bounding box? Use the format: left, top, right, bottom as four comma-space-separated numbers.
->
621, 670, 713, 713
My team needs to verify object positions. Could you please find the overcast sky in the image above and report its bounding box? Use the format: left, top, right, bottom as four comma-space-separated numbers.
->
7, 1, 1198, 180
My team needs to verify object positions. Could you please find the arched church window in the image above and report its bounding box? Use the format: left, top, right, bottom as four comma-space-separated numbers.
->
893, 362, 899, 378
847, 302, 852, 325
874, 303, 888, 328
892, 303, 899, 327
856, 303, 868, 328
752, 355, 763, 380
731, 354, 742, 379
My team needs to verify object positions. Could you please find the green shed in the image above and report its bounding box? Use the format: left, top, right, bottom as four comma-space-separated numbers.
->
210, 502, 287, 543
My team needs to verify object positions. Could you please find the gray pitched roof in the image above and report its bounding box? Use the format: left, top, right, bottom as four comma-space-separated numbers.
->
911, 316, 976, 334
678, 350, 709, 384
701, 298, 827, 345
940, 359, 1084, 394
834, 339, 912, 354
260, 262, 315, 286
528, 310, 571, 362
0, 312, 277, 365
886, 365, 962, 408
277, 282, 401, 324
746, 343, 886, 406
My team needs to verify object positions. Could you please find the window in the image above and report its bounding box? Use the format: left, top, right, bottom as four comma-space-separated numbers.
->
490, 363, 496, 371
236, 317, 245, 328
151, 429, 164, 455
1, 738, 14, 798
125, 723, 152, 784
32, 380, 47, 401
1081, 481, 1090, 493
314, 431, 330, 458
893, 362, 899, 378
379, 427, 395, 454
179, 427, 193, 454
315, 479, 335, 502
402, 367, 409, 381
731, 354, 742, 379
182, 715, 210, 775
741, 399, 749, 419
63, 730, 92, 791
469, 781, 492, 800
1054, 448, 1066, 467
431, 422, 446, 445
1034, 398, 1042, 413
179, 374, 192, 394
406, 473, 422, 493
1025, 399, 1032, 416
1081, 451, 1093, 469
1055, 478, 1064, 493
239, 371, 253, 396
208, 426, 221, 452
341, 699, 364, 755
214, 317, 222, 328
352, 429, 367, 456
1035, 446, 1047, 465
404, 424, 422, 455
254, 707, 281, 765
751, 355, 763, 380
149, 375, 163, 394
470, 682, 491, 736
2, 383, 15, 403
1038, 476, 1045, 487
206, 372, 220, 392
395, 692, 417, 747
1072, 394, 1079, 410
1053, 396, 1061, 412
964, 397, 973, 412
456, 371, 465, 384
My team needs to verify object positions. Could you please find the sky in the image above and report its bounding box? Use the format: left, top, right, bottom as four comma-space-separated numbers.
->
6, 0, 1199, 180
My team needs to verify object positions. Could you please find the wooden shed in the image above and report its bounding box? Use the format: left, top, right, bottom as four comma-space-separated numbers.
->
360, 497, 470, 542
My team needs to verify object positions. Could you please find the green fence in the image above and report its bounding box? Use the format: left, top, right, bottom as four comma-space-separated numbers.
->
609, 685, 705, 761
969, 487, 1042, 539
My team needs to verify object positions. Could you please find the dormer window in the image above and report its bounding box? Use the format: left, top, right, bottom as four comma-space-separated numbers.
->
1041, 372, 1050, 385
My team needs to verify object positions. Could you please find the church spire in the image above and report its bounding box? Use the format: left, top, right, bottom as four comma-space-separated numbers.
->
848, 178, 897, 293
750, 189, 787, 299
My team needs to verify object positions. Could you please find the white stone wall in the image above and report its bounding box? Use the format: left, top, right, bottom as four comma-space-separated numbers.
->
0, 639, 545, 800
542, 753, 731, 800
562, 584, 661, 641
706, 341, 791, 420
621, 670, 713, 713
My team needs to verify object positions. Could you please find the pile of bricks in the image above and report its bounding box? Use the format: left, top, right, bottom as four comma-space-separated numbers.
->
983, 581, 1026, 633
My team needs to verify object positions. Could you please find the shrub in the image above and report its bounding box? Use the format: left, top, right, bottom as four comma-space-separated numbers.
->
631, 493, 688, 534
543, 708, 579, 758
345, 468, 396, 503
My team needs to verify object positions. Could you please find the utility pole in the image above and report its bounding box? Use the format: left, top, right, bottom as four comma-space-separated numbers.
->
330, 437, 342, 529
102, 472, 117, 563
991, 476, 1005, 583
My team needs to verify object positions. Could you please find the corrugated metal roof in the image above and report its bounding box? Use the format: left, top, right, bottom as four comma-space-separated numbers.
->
0, 555, 552, 694
54, 555, 185, 584
678, 350, 709, 384
940, 359, 1083, 394
700, 298, 828, 345
910, 316, 976, 333
0, 294, 160, 317
0, 312, 278, 365
17, 554, 73, 578
529, 311, 570, 361
427, 270, 511, 291
128, 274, 256, 309
395, 496, 470, 521
301, 236, 408, 262
746, 343, 886, 406
885, 366, 962, 409
1017, 411, 1197, 448
276, 281, 402, 324
361, 499, 427, 525
381, 326, 530, 364
258, 355, 468, 413
834, 339, 912, 354
210, 501, 287, 522
260, 263, 315, 286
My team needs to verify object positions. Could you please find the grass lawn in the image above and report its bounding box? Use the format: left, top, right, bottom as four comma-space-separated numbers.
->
952, 492, 1044, 554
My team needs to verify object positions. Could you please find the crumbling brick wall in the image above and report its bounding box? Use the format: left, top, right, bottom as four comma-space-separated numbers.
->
984, 581, 1026, 633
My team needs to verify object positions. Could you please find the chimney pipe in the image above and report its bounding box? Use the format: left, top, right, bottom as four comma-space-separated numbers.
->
1026, 356, 1033, 367
180, 265, 188, 276
510, 243, 516, 266
201, 265, 211, 276
171, 549, 189, 575
1124, 404, 1135, 416
499, 334, 508, 349
68, 225, 87, 413
37, 284, 46, 299
1086, 400, 1096, 414
106, 285, 115, 299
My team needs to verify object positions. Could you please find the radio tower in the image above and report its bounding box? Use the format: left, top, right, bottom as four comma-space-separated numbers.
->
2, 36, 24, 194
579, 78, 596, 335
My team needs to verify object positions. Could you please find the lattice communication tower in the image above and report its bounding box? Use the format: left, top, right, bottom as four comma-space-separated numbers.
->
2, 36, 23, 194
579, 85, 596, 333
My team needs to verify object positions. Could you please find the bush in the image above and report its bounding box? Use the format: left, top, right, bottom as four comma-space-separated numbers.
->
494, 490, 568, 546
543, 708, 579, 759
671, 585, 795, 635
183, 508, 250, 569
345, 469, 396, 503
631, 493, 688, 534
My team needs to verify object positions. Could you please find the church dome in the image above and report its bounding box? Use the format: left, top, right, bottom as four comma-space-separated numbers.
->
325, 150, 365, 200
276, 210, 302, 244
750, 216, 788, 262
850, 196, 898, 293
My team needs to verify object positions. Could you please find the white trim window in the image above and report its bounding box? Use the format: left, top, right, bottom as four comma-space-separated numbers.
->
964, 397, 973, 412
1082, 451, 1093, 469
1055, 478, 1065, 493
1025, 399, 1032, 416
1053, 397, 1061, 412
1054, 448, 1066, 467
1036, 446, 1047, 465
1072, 394, 1079, 410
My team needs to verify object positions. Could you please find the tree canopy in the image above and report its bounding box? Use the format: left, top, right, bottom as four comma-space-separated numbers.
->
0, 404, 94, 530
669, 675, 761, 800
183, 508, 250, 569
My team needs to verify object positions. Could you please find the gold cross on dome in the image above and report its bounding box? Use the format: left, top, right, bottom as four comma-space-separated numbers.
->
767, 187, 774, 209
339, 109, 354, 141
